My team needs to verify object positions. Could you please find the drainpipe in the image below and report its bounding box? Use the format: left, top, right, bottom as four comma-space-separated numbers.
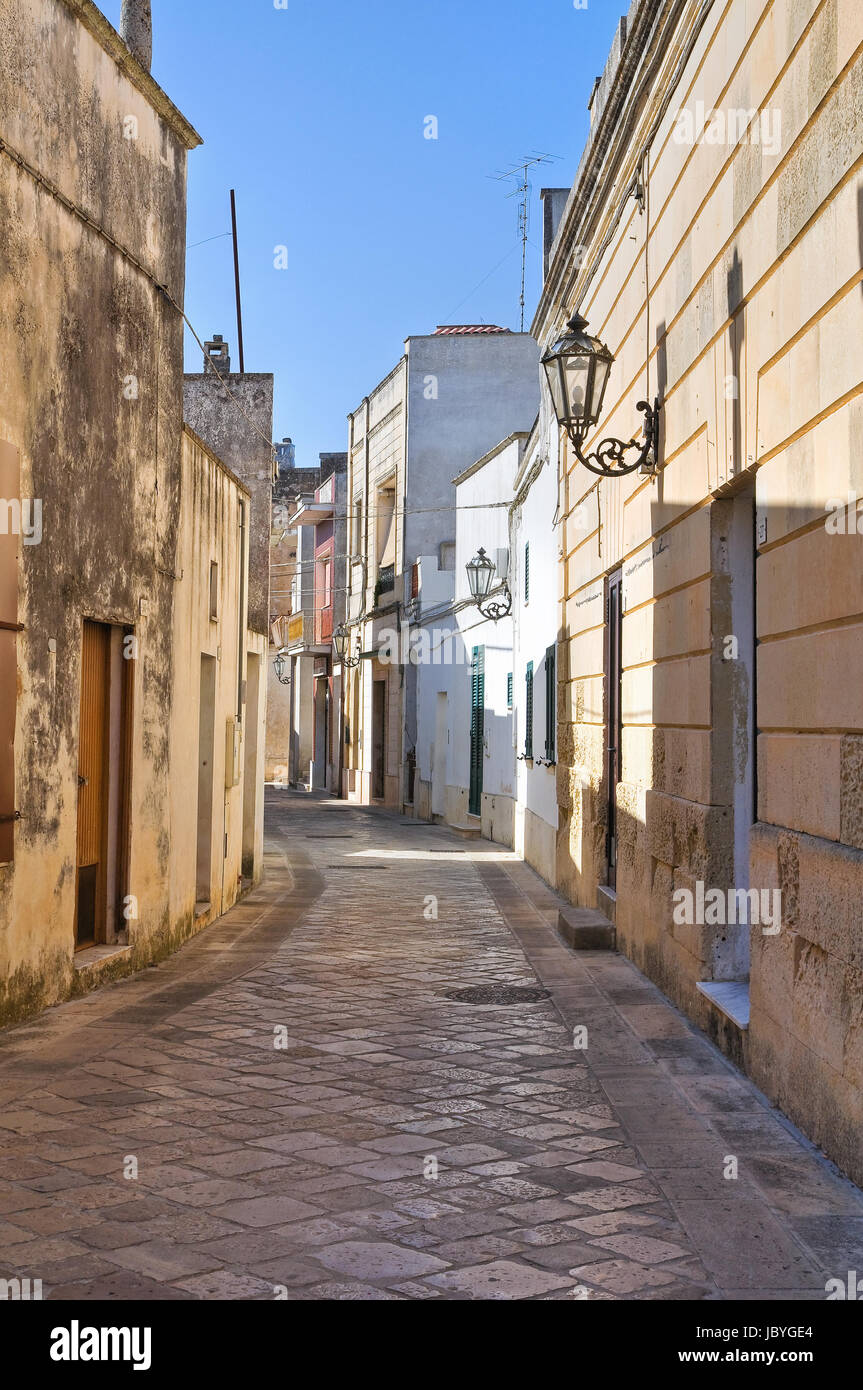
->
120, 0, 153, 72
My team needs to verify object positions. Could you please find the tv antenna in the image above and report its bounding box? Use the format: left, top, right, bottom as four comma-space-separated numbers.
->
490, 152, 560, 330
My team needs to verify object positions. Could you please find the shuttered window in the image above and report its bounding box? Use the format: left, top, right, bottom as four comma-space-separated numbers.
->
545, 643, 556, 761
524, 542, 530, 604
0, 442, 20, 863
506, 671, 513, 709
524, 661, 533, 759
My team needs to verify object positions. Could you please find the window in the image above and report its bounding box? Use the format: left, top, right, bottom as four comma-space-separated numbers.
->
208, 560, 219, 620
544, 643, 556, 761
376, 480, 396, 566
353, 497, 363, 555
524, 542, 530, 604
321, 556, 332, 607
507, 672, 513, 710
524, 661, 534, 759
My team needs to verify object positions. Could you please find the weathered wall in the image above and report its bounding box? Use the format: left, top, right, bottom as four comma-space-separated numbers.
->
540, 0, 863, 1181
169, 429, 253, 931
183, 370, 274, 635
0, 0, 199, 1021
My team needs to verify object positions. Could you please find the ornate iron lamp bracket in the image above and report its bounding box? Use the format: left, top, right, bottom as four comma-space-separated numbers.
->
477, 585, 513, 622
567, 396, 661, 478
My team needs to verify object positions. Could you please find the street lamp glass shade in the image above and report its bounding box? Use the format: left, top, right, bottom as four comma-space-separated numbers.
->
541, 313, 615, 430
466, 548, 496, 601
332, 624, 349, 663
273, 652, 285, 681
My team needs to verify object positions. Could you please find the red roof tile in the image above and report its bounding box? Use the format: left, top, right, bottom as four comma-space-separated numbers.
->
432, 324, 512, 335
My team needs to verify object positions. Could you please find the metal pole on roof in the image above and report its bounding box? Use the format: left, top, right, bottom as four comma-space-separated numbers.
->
230, 189, 246, 373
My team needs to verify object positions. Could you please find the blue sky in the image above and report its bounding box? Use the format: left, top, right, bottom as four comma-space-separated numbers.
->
100, 0, 624, 463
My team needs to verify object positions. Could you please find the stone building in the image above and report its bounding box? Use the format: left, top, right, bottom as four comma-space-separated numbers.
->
266, 451, 322, 784
170, 428, 263, 927
0, 0, 264, 1023
285, 459, 348, 793
412, 433, 528, 841
343, 326, 539, 808
538, 0, 863, 1181
183, 340, 274, 876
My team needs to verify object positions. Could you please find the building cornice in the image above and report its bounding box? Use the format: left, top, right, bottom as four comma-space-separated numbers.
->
533, 0, 706, 344
182, 425, 250, 497
61, 0, 202, 150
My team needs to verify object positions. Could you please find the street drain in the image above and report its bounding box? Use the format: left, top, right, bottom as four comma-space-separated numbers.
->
441, 985, 550, 1005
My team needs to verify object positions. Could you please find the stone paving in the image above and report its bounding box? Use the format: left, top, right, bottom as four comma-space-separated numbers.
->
0, 790, 861, 1300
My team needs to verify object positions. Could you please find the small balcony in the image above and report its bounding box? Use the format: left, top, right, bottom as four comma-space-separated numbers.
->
375, 563, 395, 603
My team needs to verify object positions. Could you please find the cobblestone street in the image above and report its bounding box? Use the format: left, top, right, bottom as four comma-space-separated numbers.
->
0, 791, 861, 1301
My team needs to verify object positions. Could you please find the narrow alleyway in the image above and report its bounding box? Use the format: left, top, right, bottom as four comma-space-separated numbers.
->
0, 791, 860, 1301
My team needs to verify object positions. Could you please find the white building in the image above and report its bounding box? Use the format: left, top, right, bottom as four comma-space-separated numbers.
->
414, 434, 529, 843
511, 419, 561, 886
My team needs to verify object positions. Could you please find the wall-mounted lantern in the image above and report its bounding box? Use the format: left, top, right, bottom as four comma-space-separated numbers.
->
541, 313, 660, 477
273, 650, 290, 685
465, 548, 512, 621
333, 622, 361, 668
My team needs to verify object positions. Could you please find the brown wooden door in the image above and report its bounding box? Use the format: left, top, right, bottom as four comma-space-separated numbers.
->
372, 679, 385, 800
76, 620, 110, 947
605, 571, 623, 890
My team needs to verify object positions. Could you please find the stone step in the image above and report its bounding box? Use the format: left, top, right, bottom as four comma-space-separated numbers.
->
449, 820, 483, 839
596, 883, 617, 924
557, 905, 617, 951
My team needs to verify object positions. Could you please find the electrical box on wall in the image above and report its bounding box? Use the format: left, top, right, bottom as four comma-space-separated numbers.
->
225, 717, 242, 789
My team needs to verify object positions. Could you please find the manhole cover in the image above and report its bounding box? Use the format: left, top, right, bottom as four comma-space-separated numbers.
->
441, 985, 549, 1005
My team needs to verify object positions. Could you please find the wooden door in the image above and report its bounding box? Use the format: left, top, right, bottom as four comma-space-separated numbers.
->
605, 571, 623, 890
76, 620, 111, 946
372, 679, 385, 800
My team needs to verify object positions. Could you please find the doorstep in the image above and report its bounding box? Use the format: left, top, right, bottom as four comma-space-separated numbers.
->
449, 816, 483, 839
596, 883, 617, 923
73, 941, 132, 985
696, 978, 751, 1029
557, 904, 616, 950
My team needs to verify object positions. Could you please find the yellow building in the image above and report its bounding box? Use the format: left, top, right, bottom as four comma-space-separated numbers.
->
537, 0, 863, 1181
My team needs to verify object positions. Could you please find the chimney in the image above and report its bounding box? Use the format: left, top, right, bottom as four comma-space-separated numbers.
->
540, 188, 570, 280
120, 0, 153, 73
204, 335, 231, 375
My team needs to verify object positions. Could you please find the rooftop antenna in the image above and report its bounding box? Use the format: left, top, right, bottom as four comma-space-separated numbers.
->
490, 153, 560, 331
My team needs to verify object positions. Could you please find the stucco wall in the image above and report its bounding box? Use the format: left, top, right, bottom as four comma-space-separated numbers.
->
0, 0, 198, 1021
170, 429, 254, 930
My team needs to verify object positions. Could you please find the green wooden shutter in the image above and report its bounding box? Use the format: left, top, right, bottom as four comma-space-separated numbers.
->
545, 643, 556, 760
507, 672, 513, 709
524, 542, 530, 603
469, 645, 485, 816
525, 660, 533, 759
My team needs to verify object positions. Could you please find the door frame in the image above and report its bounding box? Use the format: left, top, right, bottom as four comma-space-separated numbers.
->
74, 619, 134, 949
